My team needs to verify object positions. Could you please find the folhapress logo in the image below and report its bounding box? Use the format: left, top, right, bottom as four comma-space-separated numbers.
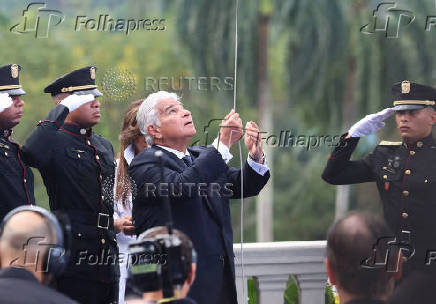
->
10, 2, 65, 38
360, 2, 415, 38
361, 231, 415, 272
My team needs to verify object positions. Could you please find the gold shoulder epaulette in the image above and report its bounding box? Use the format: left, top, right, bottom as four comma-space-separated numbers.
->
379, 140, 402, 146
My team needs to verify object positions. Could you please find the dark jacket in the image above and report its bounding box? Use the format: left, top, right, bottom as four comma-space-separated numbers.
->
0, 130, 34, 221
22, 105, 119, 283
0, 267, 77, 303
323, 133, 436, 277
129, 145, 270, 304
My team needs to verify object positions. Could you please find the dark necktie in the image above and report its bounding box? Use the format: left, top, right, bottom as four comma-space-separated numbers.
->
182, 155, 193, 167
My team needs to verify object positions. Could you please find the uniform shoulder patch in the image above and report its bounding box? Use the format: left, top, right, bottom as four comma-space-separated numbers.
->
378, 140, 402, 146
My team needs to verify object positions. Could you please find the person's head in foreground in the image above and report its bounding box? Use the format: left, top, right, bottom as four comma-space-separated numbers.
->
326, 212, 401, 304
127, 226, 197, 304
0, 64, 26, 131
392, 81, 436, 144
0, 206, 65, 285
137, 91, 196, 152
44, 66, 103, 129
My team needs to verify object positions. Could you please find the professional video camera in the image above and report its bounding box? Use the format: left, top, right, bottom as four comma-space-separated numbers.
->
129, 227, 196, 297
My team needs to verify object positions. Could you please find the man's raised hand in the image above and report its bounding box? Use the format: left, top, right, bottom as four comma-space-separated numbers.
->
219, 109, 244, 148
244, 121, 264, 163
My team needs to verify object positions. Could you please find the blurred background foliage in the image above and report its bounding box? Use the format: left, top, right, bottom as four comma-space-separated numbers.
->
2, 0, 436, 245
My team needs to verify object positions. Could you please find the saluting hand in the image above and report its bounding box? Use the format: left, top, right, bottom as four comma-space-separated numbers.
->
60, 94, 95, 112
348, 107, 395, 138
244, 121, 264, 163
0, 93, 13, 113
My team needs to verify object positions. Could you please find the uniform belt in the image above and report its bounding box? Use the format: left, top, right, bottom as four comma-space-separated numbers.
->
64, 210, 114, 230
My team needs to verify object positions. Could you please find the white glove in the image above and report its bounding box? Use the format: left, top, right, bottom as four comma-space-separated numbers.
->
60, 94, 95, 112
0, 93, 13, 113
348, 108, 395, 137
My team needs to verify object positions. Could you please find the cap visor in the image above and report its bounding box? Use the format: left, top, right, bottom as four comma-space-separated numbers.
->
73, 88, 103, 98
2, 88, 26, 96
393, 104, 426, 111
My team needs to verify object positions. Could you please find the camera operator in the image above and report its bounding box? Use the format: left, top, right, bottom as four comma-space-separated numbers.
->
0, 206, 77, 303
126, 226, 197, 304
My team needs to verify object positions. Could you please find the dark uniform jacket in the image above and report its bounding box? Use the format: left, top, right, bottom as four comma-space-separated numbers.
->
129, 145, 270, 304
322, 133, 436, 276
0, 267, 77, 303
0, 130, 34, 221
22, 105, 119, 283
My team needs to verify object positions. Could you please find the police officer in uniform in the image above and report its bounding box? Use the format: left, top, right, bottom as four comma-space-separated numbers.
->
322, 81, 436, 278
0, 64, 34, 221
22, 66, 119, 303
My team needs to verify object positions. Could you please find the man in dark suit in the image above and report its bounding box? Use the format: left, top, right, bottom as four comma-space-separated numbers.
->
22, 67, 119, 304
326, 212, 401, 304
0, 64, 34, 221
129, 91, 270, 304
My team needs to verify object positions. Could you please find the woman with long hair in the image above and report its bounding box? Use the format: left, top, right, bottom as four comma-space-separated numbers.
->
114, 99, 146, 304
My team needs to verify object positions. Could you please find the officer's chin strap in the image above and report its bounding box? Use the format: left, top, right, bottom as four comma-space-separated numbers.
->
232, 0, 247, 302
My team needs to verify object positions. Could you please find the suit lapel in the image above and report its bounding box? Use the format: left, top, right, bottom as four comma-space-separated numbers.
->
155, 145, 224, 227
189, 147, 224, 227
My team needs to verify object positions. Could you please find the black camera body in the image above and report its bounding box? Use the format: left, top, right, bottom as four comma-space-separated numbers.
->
129, 229, 192, 297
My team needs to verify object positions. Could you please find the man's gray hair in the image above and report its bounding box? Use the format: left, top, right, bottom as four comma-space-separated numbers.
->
136, 91, 180, 146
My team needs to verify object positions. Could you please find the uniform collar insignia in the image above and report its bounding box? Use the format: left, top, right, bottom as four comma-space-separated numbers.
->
402, 134, 435, 148
1, 129, 12, 139
62, 123, 92, 137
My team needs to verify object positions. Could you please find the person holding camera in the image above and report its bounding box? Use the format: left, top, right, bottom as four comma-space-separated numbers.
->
126, 226, 197, 304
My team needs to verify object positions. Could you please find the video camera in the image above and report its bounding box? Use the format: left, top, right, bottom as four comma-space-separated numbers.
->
129, 227, 197, 297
